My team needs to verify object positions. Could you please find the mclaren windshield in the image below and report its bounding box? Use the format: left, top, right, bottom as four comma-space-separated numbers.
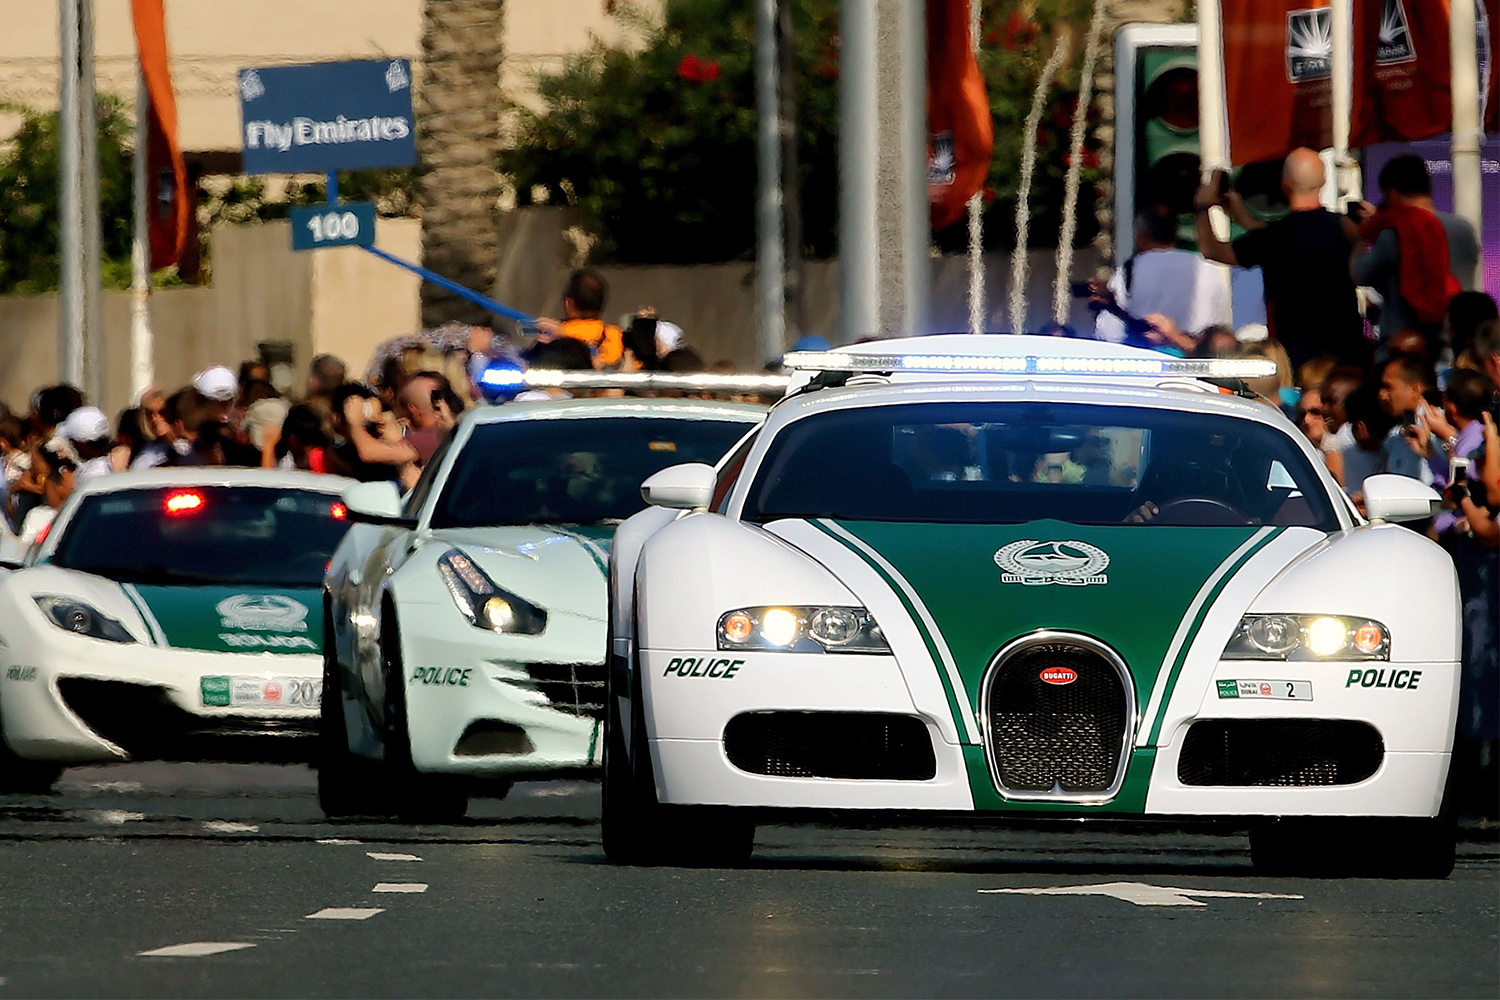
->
745, 401, 1339, 530
432, 415, 754, 529
47, 486, 352, 586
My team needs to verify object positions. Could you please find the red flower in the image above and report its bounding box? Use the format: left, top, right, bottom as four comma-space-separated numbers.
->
676, 53, 721, 83
1001, 10, 1038, 51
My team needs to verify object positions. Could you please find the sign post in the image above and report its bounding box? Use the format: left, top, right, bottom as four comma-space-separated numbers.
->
238, 57, 532, 324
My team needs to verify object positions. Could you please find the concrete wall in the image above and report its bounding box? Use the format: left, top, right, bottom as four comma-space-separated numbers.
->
495, 208, 1106, 369
0, 219, 424, 416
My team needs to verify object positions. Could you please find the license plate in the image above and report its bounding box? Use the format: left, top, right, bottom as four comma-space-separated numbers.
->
1216, 679, 1312, 701
201, 676, 321, 709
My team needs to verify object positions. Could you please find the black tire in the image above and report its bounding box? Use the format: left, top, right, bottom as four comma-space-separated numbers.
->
316, 600, 383, 818
379, 606, 468, 823
0, 739, 61, 795
1251, 816, 1456, 879
601, 646, 753, 867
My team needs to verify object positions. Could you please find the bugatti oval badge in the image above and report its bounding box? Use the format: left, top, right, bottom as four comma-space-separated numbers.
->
1039, 667, 1078, 686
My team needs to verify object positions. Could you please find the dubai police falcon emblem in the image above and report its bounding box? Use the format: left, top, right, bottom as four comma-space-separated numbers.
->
994, 540, 1110, 587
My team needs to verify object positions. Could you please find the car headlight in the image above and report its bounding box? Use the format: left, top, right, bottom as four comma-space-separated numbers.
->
436, 550, 546, 636
1223, 614, 1389, 661
717, 606, 889, 653
33, 596, 135, 644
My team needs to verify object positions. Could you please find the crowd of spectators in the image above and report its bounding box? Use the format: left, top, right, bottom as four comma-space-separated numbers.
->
1093, 149, 1498, 809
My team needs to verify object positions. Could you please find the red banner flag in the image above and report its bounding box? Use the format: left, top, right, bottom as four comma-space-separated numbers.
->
1351, 0, 1499, 146
1219, 0, 1335, 165
927, 0, 993, 230
130, 0, 188, 269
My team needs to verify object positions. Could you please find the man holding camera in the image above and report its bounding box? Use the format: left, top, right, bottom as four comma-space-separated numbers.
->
1193, 148, 1367, 371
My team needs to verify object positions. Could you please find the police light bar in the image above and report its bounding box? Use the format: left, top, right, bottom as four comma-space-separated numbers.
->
781, 351, 1278, 380
516, 370, 791, 394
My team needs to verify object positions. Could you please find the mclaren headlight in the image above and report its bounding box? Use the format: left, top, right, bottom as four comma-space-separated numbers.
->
717, 606, 889, 653
33, 596, 135, 643
437, 550, 546, 636
1224, 614, 1389, 661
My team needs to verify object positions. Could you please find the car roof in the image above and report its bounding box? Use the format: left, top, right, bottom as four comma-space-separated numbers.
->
460, 395, 768, 426
73, 468, 354, 497
767, 377, 1294, 430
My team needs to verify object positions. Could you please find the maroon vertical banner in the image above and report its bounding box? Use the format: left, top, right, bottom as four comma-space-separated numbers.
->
1220, 0, 1335, 164
1351, 0, 1498, 145
131, 0, 188, 269
927, 0, 993, 230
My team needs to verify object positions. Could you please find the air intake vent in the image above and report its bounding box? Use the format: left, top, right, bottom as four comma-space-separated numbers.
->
982, 635, 1133, 800
1178, 720, 1384, 786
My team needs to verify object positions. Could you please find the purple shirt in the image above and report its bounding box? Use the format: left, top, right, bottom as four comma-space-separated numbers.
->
1433, 419, 1486, 535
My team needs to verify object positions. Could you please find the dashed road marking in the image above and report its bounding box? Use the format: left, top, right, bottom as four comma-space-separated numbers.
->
306, 908, 384, 920
202, 821, 259, 834
139, 942, 256, 958
365, 852, 421, 862
87, 810, 144, 825
372, 883, 428, 893
980, 882, 1305, 907
317, 838, 361, 845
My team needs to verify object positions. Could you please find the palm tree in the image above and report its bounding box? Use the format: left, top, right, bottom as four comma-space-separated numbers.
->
417, 0, 505, 327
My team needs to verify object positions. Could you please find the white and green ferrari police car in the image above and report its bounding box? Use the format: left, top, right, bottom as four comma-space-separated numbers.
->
604, 335, 1461, 877
0, 469, 355, 791
320, 394, 767, 820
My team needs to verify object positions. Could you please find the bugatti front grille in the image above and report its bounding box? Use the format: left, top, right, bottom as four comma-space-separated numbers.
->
983, 639, 1130, 796
723, 712, 937, 780
519, 662, 605, 720
1177, 720, 1384, 787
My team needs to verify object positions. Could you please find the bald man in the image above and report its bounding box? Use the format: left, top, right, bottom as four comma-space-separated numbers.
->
1194, 148, 1367, 371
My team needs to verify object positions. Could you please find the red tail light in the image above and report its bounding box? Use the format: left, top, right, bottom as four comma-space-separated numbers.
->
164, 491, 205, 515
330, 502, 348, 520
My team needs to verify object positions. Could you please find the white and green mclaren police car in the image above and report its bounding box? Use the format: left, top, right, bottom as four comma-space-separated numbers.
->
0, 469, 355, 791
605, 335, 1461, 876
320, 394, 766, 820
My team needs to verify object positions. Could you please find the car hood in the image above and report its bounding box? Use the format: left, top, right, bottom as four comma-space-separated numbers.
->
7, 566, 322, 655
423, 524, 614, 621
803, 519, 1321, 712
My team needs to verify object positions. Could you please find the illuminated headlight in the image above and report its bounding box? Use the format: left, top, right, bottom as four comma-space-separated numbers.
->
34, 596, 135, 644
436, 550, 546, 636
1224, 614, 1388, 661
717, 606, 889, 653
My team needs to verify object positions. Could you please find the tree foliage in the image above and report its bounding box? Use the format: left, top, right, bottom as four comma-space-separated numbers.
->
0, 98, 135, 295
502, 0, 1103, 265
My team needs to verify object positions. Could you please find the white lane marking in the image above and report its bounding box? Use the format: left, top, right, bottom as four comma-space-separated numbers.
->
89, 810, 145, 825
139, 942, 257, 958
202, 821, 259, 834
818, 519, 981, 743
372, 883, 428, 893
317, 838, 361, 845
1137, 526, 1274, 744
83, 780, 144, 793
306, 908, 384, 920
365, 852, 421, 862
980, 882, 1304, 907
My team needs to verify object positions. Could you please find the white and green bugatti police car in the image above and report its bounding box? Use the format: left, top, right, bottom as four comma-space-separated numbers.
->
604, 335, 1461, 876
0, 469, 355, 790
320, 394, 766, 819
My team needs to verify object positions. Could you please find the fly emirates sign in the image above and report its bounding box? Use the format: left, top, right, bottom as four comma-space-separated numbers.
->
238, 59, 417, 174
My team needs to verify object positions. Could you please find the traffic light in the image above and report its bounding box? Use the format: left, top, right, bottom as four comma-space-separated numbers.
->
1136, 51, 1201, 228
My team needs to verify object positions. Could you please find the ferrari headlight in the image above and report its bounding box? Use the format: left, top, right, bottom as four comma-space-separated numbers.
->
717, 606, 889, 653
1224, 614, 1388, 661
33, 596, 135, 644
436, 550, 546, 636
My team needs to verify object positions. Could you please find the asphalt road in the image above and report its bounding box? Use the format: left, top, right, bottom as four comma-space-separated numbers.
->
0, 764, 1494, 999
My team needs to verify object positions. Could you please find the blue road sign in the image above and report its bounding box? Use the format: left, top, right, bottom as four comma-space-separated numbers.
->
239, 59, 416, 174
289, 202, 377, 251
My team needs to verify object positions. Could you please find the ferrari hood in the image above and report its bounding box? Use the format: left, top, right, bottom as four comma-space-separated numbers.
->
804, 519, 1316, 714
426, 524, 613, 621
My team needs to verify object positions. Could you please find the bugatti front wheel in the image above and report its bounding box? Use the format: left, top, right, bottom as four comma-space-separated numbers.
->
601, 649, 753, 868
